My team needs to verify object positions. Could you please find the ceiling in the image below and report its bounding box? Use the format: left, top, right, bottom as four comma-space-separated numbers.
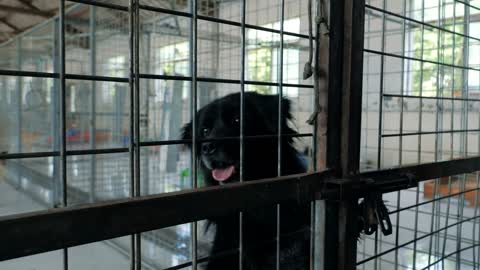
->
0, 0, 63, 42
0, 0, 220, 43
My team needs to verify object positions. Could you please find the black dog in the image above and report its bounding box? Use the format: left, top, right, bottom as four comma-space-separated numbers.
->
181, 92, 310, 270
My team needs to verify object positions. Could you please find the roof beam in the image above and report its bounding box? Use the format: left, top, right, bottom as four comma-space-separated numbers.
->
16, 0, 41, 11
0, 18, 21, 33
0, 4, 53, 17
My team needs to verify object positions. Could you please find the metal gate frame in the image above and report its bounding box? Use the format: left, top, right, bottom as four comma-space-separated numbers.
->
1, 0, 480, 270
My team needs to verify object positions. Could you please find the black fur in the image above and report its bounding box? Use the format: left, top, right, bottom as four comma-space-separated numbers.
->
181, 92, 310, 270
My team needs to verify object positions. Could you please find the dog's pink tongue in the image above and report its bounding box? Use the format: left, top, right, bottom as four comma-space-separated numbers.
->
212, 166, 235, 182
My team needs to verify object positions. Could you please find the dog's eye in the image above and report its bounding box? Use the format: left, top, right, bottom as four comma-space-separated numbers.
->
233, 117, 240, 126
202, 128, 209, 136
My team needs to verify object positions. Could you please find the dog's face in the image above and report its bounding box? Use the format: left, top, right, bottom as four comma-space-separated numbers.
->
181, 92, 295, 185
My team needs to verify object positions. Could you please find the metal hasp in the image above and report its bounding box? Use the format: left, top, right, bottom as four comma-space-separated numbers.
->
319, 173, 418, 239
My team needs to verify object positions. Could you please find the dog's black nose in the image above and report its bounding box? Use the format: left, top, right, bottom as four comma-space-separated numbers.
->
202, 142, 216, 155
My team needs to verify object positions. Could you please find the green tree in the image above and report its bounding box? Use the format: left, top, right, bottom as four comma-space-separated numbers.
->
413, 23, 464, 97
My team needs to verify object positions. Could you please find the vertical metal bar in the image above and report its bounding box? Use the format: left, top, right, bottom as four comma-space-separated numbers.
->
189, 0, 198, 268
427, 0, 443, 266
59, 1, 68, 270
89, 5, 97, 203
276, 0, 285, 268
128, 0, 136, 269
417, 0, 425, 165
394, 0, 408, 268
457, 3, 470, 267
441, 0, 455, 262
473, 42, 480, 270
134, 0, 141, 206
16, 38, 22, 155
362, 5, 370, 267
473, 171, 480, 269
433, 0, 444, 262
134, 1, 142, 269
52, 15, 61, 209
419, 0, 437, 267
143, 32, 151, 196
323, 2, 343, 270
472, 172, 480, 269
15, 37, 22, 189
327, 0, 365, 269
412, 180, 420, 269
239, 0, 246, 268
375, 0, 388, 268
376, 0, 386, 171
447, 3, 457, 265
373, 231, 379, 270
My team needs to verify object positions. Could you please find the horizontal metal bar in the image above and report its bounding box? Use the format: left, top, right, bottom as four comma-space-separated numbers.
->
283, 83, 314, 88
181, 133, 313, 144
356, 215, 480, 265
366, 4, 480, 43
139, 139, 190, 146
138, 3, 191, 17
139, 3, 311, 39
138, 73, 190, 81
245, 23, 311, 40
141, 133, 313, 146
0, 148, 132, 159
0, 170, 332, 261
388, 186, 480, 214
65, 74, 129, 83
456, 0, 480, 12
322, 157, 480, 200
364, 48, 480, 72
197, 77, 240, 84
0, 69, 58, 78
421, 243, 480, 270
0, 70, 130, 82
0, 151, 60, 160
382, 129, 480, 138
383, 93, 480, 103
66, 147, 129, 156
361, 156, 480, 186
0, 70, 313, 88
72, 73, 314, 88
0, 134, 313, 160
245, 80, 293, 87
68, 0, 128, 11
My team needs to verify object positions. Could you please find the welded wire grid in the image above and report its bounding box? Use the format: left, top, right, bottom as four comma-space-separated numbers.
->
0, 0, 315, 269
360, 0, 480, 269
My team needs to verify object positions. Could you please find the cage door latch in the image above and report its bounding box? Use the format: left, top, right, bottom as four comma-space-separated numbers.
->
359, 192, 393, 236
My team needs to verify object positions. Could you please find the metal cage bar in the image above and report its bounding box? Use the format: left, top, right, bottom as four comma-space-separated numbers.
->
128, 0, 136, 269
239, 0, 247, 267
189, 0, 199, 268
59, 1, 69, 269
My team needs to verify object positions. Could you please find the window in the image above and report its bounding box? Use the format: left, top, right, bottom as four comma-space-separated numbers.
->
102, 56, 126, 101
406, 1, 480, 97
247, 18, 301, 97
154, 42, 189, 101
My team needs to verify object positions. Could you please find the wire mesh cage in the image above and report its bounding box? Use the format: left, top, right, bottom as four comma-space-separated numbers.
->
1, 0, 480, 270
360, 0, 480, 269
0, 0, 317, 269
